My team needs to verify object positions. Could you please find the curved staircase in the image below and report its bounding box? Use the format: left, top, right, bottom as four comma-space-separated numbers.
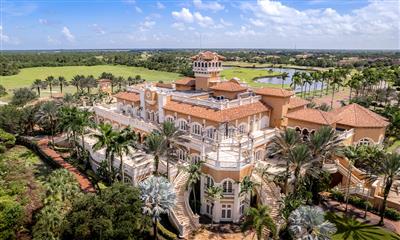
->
169, 171, 200, 238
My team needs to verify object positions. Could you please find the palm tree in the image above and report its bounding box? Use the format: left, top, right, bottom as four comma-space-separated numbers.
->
241, 205, 277, 240
268, 128, 301, 193
291, 71, 302, 94
302, 72, 312, 98
364, 152, 400, 225
140, 176, 176, 240
35, 101, 59, 145
310, 71, 321, 98
281, 72, 289, 88
206, 185, 223, 227
145, 132, 167, 175
82, 75, 97, 93
347, 73, 362, 101
288, 144, 313, 190
58, 106, 81, 155
70, 75, 85, 92
45, 76, 56, 97
114, 127, 137, 182
57, 76, 68, 93
159, 121, 187, 179
239, 176, 259, 206
92, 123, 119, 182
343, 146, 359, 214
288, 205, 337, 239
31, 79, 47, 97
181, 160, 203, 213
320, 71, 329, 97
309, 126, 344, 167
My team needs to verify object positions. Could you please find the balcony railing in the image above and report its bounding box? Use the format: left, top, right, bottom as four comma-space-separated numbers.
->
171, 95, 262, 110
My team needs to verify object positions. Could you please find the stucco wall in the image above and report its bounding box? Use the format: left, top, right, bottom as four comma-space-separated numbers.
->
260, 95, 290, 128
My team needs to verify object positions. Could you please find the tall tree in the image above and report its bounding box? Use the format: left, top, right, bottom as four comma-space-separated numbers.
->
31, 79, 47, 97
181, 160, 203, 214
205, 185, 223, 227
57, 76, 68, 94
45, 76, 56, 97
114, 127, 137, 182
140, 176, 176, 240
145, 132, 167, 175
239, 176, 259, 206
364, 153, 400, 225
281, 72, 289, 88
35, 101, 59, 145
287, 144, 313, 190
241, 205, 277, 240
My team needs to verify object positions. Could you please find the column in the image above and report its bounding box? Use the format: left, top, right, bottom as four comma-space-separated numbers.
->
200, 176, 206, 214
232, 183, 241, 223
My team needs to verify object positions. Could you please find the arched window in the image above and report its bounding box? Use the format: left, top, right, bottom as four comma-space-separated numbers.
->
227, 127, 235, 138
165, 115, 174, 123
191, 154, 201, 163
357, 138, 372, 146
178, 119, 188, 131
191, 122, 202, 136
205, 175, 214, 188
206, 127, 216, 140
255, 150, 264, 161
238, 123, 247, 134
176, 149, 188, 161
222, 180, 233, 194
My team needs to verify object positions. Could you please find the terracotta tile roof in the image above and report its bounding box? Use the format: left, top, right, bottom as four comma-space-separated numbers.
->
288, 97, 310, 109
114, 92, 140, 102
175, 77, 196, 86
286, 108, 339, 125
191, 51, 226, 61
210, 80, 247, 92
332, 103, 389, 128
164, 101, 270, 123
254, 87, 294, 97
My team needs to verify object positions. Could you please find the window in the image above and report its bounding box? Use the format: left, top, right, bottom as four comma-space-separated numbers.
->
206, 127, 215, 139
165, 115, 174, 123
191, 154, 201, 163
191, 123, 202, 136
221, 204, 232, 219
178, 119, 188, 131
205, 176, 214, 188
176, 149, 187, 161
225, 127, 235, 139
222, 180, 233, 194
238, 123, 247, 134
255, 150, 264, 161
240, 200, 246, 216
206, 201, 213, 215
357, 138, 372, 146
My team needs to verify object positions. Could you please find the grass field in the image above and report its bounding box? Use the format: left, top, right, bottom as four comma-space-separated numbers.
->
221, 67, 287, 88
0, 65, 288, 101
224, 61, 331, 71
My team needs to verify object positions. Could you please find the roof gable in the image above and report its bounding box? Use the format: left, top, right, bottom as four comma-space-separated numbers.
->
286, 108, 339, 125
333, 103, 389, 128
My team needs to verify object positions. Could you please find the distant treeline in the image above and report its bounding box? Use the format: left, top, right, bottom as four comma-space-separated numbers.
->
1, 49, 399, 76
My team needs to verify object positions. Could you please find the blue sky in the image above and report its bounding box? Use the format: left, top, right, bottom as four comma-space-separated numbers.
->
1, 0, 399, 50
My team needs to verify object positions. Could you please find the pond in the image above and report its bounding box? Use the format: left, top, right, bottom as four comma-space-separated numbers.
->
254, 67, 325, 93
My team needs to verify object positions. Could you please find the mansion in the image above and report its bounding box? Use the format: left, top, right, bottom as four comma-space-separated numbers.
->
84, 51, 389, 238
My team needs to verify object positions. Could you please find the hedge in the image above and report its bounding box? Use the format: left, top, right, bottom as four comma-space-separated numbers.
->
329, 190, 400, 221
157, 222, 178, 240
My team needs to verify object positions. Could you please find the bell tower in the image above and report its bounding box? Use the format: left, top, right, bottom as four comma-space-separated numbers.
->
191, 51, 225, 91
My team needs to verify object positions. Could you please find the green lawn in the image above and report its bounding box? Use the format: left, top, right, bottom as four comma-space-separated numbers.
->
387, 138, 400, 153
0, 65, 181, 91
224, 61, 331, 71
220, 67, 287, 88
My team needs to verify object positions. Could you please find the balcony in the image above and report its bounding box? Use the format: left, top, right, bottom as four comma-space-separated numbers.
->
171, 95, 262, 110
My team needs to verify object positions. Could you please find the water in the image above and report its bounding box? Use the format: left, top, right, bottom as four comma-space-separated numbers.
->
254, 67, 324, 93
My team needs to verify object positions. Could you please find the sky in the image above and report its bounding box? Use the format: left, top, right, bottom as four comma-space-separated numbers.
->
1, 0, 399, 50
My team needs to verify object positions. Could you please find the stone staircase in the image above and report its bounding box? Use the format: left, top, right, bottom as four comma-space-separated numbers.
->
169, 171, 200, 238
252, 173, 283, 230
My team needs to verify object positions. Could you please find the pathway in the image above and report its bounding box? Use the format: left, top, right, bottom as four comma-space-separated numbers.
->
193, 224, 253, 240
323, 199, 400, 235
37, 138, 96, 193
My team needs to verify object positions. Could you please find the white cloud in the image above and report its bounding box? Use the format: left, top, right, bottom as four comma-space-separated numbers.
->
38, 19, 48, 25
171, 22, 186, 31
156, 2, 165, 9
172, 8, 194, 23
0, 25, 10, 43
249, 18, 265, 27
139, 21, 156, 31
220, 18, 232, 27
193, 0, 224, 11
61, 26, 75, 42
225, 25, 256, 37
135, 6, 142, 13
90, 24, 106, 35
194, 12, 214, 27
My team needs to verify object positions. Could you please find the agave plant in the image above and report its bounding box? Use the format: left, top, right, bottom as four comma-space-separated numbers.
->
140, 176, 176, 240
288, 205, 337, 240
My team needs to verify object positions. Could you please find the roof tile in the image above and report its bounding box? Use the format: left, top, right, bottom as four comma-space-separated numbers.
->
286, 108, 339, 125
332, 103, 389, 128
114, 92, 140, 102
255, 87, 294, 97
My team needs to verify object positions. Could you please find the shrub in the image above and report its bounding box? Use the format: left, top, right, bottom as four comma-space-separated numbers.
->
0, 196, 24, 239
11, 88, 38, 106
330, 190, 344, 202
0, 128, 16, 152
157, 222, 178, 240
384, 208, 400, 221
